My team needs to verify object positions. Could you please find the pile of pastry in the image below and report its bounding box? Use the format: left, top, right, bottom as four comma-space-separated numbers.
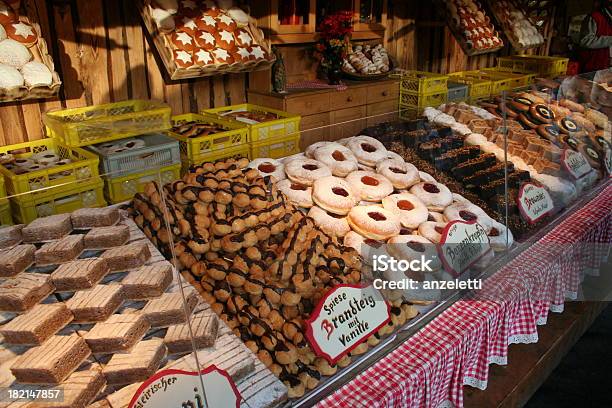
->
148, 0, 269, 68
170, 120, 228, 140
489, 0, 543, 48
446, 0, 504, 52
248, 135, 512, 271
129, 157, 420, 398
0, 0, 54, 91
343, 44, 390, 75
0, 148, 72, 179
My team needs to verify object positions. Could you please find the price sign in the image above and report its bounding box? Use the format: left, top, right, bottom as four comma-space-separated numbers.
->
517, 182, 554, 224
128, 366, 240, 408
305, 284, 390, 364
437, 220, 491, 277
561, 149, 592, 180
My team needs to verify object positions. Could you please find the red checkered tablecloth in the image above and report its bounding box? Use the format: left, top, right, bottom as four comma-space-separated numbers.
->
317, 182, 612, 408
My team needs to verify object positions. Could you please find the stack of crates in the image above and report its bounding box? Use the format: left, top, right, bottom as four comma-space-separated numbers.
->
44, 99, 176, 205
0, 139, 104, 223
0, 176, 10, 225
448, 69, 535, 96
447, 73, 493, 103
398, 71, 449, 119
447, 82, 469, 103
497, 55, 569, 78
167, 113, 249, 174
202, 104, 302, 160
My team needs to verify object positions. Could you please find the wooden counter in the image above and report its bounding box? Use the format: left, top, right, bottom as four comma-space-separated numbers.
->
247, 79, 399, 149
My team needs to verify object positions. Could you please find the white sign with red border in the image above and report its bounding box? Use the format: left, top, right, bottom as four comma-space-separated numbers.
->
437, 220, 491, 277
561, 149, 592, 180
128, 366, 240, 408
517, 182, 554, 224
305, 284, 390, 364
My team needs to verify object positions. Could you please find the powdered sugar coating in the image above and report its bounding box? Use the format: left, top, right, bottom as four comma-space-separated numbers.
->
247, 158, 286, 181
308, 206, 350, 238
284, 158, 331, 186
347, 205, 401, 240
376, 159, 420, 190
276, 179, 313, 208
409, 182, 453, 211
345, 170, 393, 202
382, 193, 428, 229
346, 136, 388, 166
311, 176, 357, 215
313, 143, 358, 177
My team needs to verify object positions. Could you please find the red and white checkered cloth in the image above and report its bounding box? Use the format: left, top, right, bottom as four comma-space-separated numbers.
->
317, 182, 612, 408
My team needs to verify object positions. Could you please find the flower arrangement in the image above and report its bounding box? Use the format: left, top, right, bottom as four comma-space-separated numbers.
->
313, 11, 353, 83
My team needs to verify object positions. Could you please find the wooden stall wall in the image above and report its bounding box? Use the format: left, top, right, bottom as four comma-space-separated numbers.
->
0, 0, 250, 146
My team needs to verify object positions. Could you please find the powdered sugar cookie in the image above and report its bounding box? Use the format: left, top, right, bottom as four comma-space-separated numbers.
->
285, 158, 331, 186
192, 48, 214, 66
216, 13, 237, 31
214, 29, 236, 49
347, 205, 401, 241
277, 179, 313, 208
409, 182, 452, 212
309, 206, 350, 237
6, 21, 37, 47
312, 176, 357, 215
212, 47, 234, 64
247, 158, 285, 181
376, 159, 420, 190
194, 31, 215, 50
0, 63, 23, 89
234, 28, 253, 47
313, 143, 358, 177
382, 193, 429, 229
20, 61, 52, 87
0, 38, 31, 68
443, 202, 493, 233
345, 170, 393, 202
170, 30, 195, 51
173, 49, 194, 68
346, 136, 388, 166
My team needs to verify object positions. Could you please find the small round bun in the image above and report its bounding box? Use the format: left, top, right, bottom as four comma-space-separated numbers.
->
0, 63, 24, 89
21, 61, 53, 87
6, 21, 37, 47
0, 38, 32, 68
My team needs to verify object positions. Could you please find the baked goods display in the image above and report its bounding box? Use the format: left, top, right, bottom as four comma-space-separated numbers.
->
141, 0, 274, 79
127, 156, 426, 398
0, 147, 74, 181
488, 0, 544, 49
444, 0, 504, 55
342, 44, 391, 77
0, 207, 287, 408
0, 0, 60, 102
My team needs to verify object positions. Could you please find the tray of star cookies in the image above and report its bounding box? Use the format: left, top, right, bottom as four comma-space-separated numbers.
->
139, 0, 276, 80
0, 0, 61, 103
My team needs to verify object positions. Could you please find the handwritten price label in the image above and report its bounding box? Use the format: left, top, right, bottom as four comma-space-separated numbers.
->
438, 220, 491, 277
517, 182, 554, 224
128, 367, 240, 408
305, 284, 390, 364
561, 149, 592, 180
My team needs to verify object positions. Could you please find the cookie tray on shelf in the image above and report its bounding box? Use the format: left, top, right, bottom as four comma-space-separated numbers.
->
138, 0, 276, 80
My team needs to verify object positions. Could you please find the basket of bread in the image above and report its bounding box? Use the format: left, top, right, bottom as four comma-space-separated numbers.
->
0, 0, 61, 103
139, 0, 275, 80
341, 44, 394, 80
443, 0, 504, 56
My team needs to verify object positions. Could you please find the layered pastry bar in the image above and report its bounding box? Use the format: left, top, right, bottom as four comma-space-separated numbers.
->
164, 311, 219, 354
83, 313, 150, 353
101, 339, 166, 384
0, 224, 24, 249
35, 234, 84, 266
71, 207, 120, 229
0, 272, 54, 312
51, 363, 106, 408
22, 213, 72, 243
51, 258, 110, 292
10, 334, 91, 384
66, 284, 124, 323
0, 303, 73, 345
0, 244, 35, 277
101, 242, 151, 272
121, 261, 173, 300
83, 225, 130, 249
141, 289, 198, 328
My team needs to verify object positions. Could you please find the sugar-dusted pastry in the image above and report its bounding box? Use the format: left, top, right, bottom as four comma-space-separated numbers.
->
0, 303, 73, 345
10, 334, 91, 384
0, 224, 24, 249
83, 225, 129, 249
214, 29, 236, 50
54, 363, 106, 408
195, 14, 218, 32
216, 13, 237, 31
193, 47, 214, 66
51, 258, 110, 292
121, 261, 173, 300
5, 21, 37, 47
22, 213, 72, 242
227, 6, 249, 27
0, 38, 31, 68
170, 30, 196, 52
21, 60, 53, 87
250, 45, 267, 60
35, 234, 84, 266
141, 289, 198, 327
194, 31, 215, 50
101, 241, 151, 272
71, 207, 119, 229
164, 311, 219, 354
174, 49, 194, 68
0, 272, 54, 312
174, 15, 198, 34
234, 28, 253, 47
66, 284, 124, 322
84, 313, 150, 353
212, 47, 234, 64
0, 63, 23, 89
102, 339, 166, 384
0, 243, 35, 276
235, 46, 252, 62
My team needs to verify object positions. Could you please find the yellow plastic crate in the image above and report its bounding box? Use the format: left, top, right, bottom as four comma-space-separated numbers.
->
447, 73, 493, 101
399, 106, 419, 120
0, 139, 100, 198
0, 203, 11, 225
182, 144, 250, 174
497, 55, 569, 78
44, 100, 172, 147
399, 90, 448, 109
399, 71, 448, 94
202, 104, 301, 142
480, 68, 535, 90
448, 70, 533, 96
168, 113, 248, 161
0, 176, 6, 205
10, 179, 106, 224
105, 163, 180, 204
251, 134, 300, 159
